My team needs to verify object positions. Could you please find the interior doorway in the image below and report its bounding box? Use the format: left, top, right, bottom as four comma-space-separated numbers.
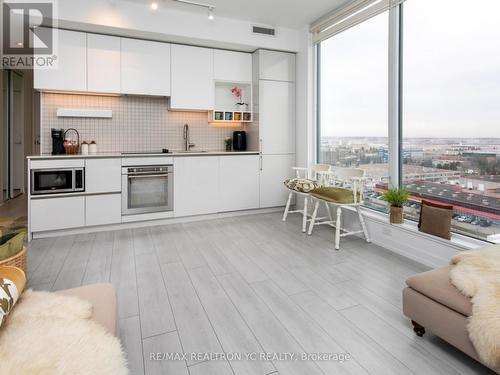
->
2, 70, 25, 202
1, 68, 34, 234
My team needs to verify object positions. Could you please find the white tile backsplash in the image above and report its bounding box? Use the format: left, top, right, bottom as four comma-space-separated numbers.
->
41, 93, 242, 154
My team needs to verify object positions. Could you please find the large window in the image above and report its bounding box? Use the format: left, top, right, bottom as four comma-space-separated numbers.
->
317, 0, 500, 242
318, 11, 390, 212
401, 0, 500, 241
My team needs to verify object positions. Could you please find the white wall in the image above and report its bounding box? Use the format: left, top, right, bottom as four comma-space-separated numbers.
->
54, 0, 301, 53
295, 27, 315, 170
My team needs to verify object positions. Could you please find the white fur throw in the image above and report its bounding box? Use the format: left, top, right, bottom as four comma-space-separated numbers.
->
449, 246, 500, 371
0, 290, 129, 375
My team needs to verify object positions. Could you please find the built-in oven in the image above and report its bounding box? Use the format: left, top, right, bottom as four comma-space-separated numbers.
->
31, 168, 85, 195
122, 165, 174, 216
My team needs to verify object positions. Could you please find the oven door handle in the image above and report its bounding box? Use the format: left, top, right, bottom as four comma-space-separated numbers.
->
128, 174, 169, 179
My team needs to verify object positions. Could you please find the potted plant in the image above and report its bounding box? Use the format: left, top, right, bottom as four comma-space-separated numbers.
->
224, 137, 233, 152
382, 187, 410, 224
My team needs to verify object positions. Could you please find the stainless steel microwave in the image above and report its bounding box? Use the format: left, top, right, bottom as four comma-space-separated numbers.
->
31, 168, 85, 195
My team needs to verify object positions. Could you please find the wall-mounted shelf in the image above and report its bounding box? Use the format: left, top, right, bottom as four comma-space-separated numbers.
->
211, 81, 252, 123
212, 110, 252, 123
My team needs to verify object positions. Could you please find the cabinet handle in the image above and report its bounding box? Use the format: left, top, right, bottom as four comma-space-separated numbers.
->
259, 139, 262, 153
259, 156, 263, 171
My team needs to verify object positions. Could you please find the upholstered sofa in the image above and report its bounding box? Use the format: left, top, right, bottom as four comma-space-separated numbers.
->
56, 283, 118, 336
403, 266, 497, 373
0, 265, 124, 374
0, 265, 117, 336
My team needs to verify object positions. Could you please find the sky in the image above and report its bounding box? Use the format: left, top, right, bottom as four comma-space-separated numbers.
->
320, 0, 500, 138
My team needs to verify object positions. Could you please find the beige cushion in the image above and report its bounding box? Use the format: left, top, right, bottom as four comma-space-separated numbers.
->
56, 283, 117, 336
284, 178, 318, 193
406, 266, 472, 316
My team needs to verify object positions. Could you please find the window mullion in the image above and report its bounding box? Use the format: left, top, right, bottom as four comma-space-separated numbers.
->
388, 5, 402, 188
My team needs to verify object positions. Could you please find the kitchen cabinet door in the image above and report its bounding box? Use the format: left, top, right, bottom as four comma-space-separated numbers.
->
219, 155, 259, 212
214, 50, 252, 82
260, 80, 295, 154
30, 196, 85, 232
85, 158, 122, 194
121, 38, 171, 96
170, 45, 214, 110
259, 154, 295, 208
87, 34, 121, 93
86, 194, 121, 226
258, 50, 295, 82
34, 29, 87, 92
174, 156, 219, 216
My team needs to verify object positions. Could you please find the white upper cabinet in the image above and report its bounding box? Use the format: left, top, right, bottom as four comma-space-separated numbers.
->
121, 38, 171, 96
259, 80, 296, 154
256, 50, 295, 82
214, 50, 252, 82
87, 34, 121, 93
34, 29, 87, 92
170, 45, 214, 111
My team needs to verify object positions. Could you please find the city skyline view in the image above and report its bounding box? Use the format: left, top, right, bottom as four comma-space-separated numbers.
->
319, 135, 500, 242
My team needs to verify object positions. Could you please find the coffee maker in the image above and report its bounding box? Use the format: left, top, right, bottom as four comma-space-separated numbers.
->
233, 131, 247, 151
51, 128, 65, 155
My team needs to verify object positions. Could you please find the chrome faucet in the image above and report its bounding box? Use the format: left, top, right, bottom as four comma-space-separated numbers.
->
183, 123, 195, 151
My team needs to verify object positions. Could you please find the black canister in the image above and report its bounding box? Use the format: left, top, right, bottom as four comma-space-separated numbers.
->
233, 131, 247, 151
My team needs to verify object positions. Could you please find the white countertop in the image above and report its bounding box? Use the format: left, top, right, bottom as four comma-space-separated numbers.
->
27, 151, 260, 160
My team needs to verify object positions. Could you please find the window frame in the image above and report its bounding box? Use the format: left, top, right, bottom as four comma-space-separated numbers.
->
314, 3, 499, 243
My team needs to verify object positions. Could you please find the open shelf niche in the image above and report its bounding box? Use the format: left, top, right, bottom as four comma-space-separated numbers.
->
210, 81, 252, 123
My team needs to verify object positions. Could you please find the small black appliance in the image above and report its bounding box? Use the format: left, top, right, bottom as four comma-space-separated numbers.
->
51, 128, 65, 155
233, 131, 247, 151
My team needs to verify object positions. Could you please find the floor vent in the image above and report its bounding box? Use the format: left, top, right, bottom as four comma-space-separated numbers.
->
252, 25, 276, 36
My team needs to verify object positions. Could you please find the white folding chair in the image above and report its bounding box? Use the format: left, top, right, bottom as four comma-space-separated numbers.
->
307, 168, 371, 250
282, 164, 330, 232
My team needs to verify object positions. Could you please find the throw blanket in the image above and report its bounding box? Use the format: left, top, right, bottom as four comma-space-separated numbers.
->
450, 246, 500, 371
0, 290, 128, 375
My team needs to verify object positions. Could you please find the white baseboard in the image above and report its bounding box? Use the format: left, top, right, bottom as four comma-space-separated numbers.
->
30, 207, 283, 240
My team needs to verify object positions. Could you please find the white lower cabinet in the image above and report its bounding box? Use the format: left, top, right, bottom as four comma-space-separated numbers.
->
85, 158, 122, 194
174, 156, 219, 217
31, 196, 85, 232
259, 154, 295, 208
86, 194, 122, 226
219, 155, 260, 212
29, 154, 288, 235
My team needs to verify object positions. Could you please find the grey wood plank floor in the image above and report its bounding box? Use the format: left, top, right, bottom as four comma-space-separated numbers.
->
27, 212, 495, 375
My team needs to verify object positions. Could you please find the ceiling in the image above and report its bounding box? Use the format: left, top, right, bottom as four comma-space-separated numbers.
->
120, 0, 349, 29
